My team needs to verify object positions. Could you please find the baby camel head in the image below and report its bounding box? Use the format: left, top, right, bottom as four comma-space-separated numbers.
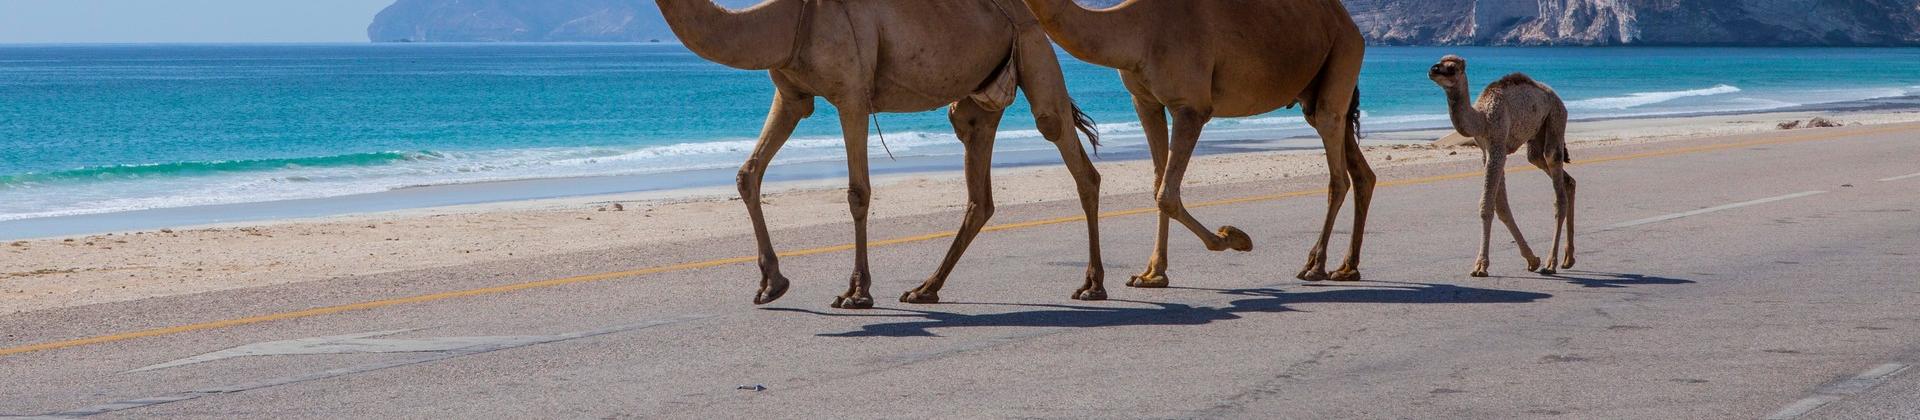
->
1429, 55, 1468, 89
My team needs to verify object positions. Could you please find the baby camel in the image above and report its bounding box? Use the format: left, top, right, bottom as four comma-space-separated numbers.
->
1427, 55, 1578, 276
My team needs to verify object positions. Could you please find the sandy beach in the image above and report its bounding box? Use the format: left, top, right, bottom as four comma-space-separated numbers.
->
5, 108, 1919, 314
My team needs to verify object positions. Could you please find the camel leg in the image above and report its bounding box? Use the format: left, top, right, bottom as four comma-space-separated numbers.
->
1328, 119, 1375, 282
1495, 177, 1542, 272
832, 104, 876, 309
1561, 172, 1577, 269
1297, 111, 1355, 282
1527, 152, 1562, 274
1550, 117, 1576, 270
901, 100, 1005, 304
1009, 31, 1107, 300
1471, 143, 1506, 277
741, 86, 813, 304
1129, 98, 1175, 288
1158, 106, 1255, 255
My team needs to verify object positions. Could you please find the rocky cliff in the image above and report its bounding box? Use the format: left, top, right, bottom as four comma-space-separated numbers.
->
368, 0, 1920, 46
1346, 0, 1920, 46
367, 0, 760, 42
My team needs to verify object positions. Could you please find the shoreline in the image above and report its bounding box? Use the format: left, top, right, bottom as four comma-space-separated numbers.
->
5, 96, 1918, 241
5, 107, 1920, 314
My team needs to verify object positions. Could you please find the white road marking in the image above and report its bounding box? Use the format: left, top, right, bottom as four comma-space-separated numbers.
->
127, 329, 553, 373
1603, 191, 1828, 230
1878, 171, 1920, 182
37, 316, 711, 418
1767, 396, 1833, 420
1766, 363, 1911, 419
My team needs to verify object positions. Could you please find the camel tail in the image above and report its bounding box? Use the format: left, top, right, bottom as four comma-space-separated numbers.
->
1071, 102, 1101, 149
1347, 87, 1363, 140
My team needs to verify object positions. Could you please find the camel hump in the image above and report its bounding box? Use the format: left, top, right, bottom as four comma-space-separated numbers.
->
969, 52, 1019, 111
1493, 73, 1538, 88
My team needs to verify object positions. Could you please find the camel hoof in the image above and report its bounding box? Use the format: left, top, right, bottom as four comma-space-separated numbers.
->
1297, 269, 1330, 282
1329, 269, 1362, 282
1073, 287, 1108, 301
899, 289, 939, 304
754, 276, 791, 305
1538, 267, 1557, 275
1128, 274, 1170, 288
1561, 256, 1576, 269
1525, 256, 1542, 272
831, 294, 875, 309
1470, 259, 1491, 278
1213, 226, 1253, 252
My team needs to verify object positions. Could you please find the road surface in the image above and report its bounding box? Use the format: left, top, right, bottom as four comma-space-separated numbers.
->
3, 123, 1918, 419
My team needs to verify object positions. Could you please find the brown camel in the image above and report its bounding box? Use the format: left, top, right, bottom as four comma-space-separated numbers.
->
1020, 0, 1375, 284
656, 0, 1108, 308
1427, 55, 1577, 277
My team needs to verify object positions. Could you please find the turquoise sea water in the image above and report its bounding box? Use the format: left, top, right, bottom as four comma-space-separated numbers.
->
3, 44, 1919, 222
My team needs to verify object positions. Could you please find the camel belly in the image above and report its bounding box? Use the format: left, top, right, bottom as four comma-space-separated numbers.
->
865, 0, 1015, 112
1208, 68, 1312, 118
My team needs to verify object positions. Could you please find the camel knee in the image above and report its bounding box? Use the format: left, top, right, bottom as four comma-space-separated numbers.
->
1154, 193, 1184, 215
1033, 112, 1066, 142
846, 186, 871, 215
1328, 175, 1353, 195
1349, 168, 1376, 193
967, 201, 996, 221
735, 165, 761, 195
1079, 167, 1102, 190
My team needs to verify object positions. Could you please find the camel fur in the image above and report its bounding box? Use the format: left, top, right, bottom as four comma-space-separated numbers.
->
1427, 55, 1578, 277
1021, 0, 1376, 284
657, 0, 1108, 308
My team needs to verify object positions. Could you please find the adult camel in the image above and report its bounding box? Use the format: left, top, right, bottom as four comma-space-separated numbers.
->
1020, 0, 1375, 284
656, 0, 1108, 308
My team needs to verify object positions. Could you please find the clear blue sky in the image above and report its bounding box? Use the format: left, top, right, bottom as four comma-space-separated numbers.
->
0, 0, 395, 43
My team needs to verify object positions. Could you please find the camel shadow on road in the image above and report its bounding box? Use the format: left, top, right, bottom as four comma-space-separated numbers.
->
769, 281, 1555, 338
1544, 271, 1697, 288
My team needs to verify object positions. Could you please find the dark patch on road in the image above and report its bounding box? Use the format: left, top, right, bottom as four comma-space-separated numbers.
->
1541, 354, 1588, 363
1430, 388, 1468, 394
1606, 325, 1652, 331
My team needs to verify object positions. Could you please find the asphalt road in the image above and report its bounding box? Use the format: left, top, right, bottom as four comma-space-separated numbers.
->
3, 123, 1917, 419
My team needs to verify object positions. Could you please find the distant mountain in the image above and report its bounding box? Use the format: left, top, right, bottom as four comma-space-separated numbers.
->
369, 0, 1920, 46
1346, 0, 1920, 46
367, 0, 760, 42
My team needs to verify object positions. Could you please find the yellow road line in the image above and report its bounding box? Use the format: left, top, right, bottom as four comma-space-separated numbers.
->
0, 125, 1906, 358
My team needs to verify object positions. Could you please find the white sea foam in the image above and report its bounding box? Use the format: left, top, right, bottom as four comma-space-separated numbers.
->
1568, 85, 1743, 110
4, 80, 1910, 223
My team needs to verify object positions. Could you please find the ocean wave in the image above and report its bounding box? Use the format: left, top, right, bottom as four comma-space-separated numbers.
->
0, 151, 432, 187
1569, 85, 1742, 110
